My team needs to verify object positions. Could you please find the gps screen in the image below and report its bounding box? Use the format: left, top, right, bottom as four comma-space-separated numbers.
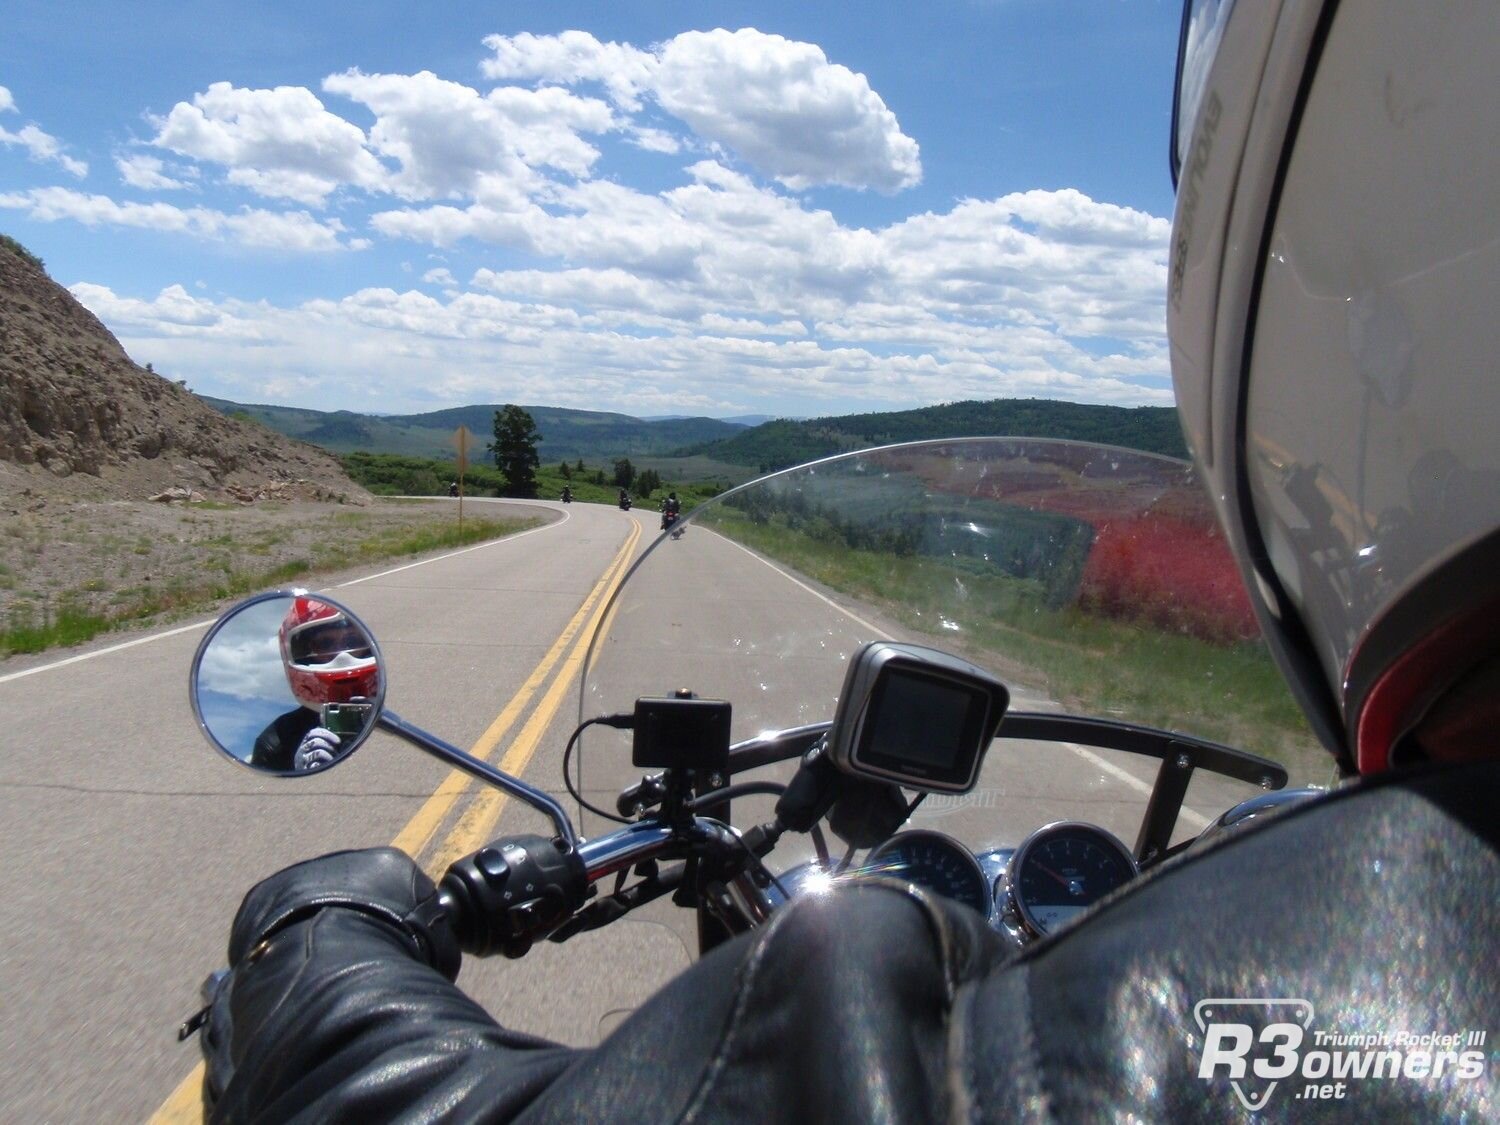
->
866, 673, 974, 769
858, 666, 989, 788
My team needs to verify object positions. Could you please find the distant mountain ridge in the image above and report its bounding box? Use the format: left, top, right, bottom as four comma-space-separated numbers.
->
200, 395, 1187, 473
681, 399, 1188, 471
200, 398, 747, 463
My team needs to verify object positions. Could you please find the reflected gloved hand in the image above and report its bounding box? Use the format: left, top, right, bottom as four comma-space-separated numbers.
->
293, 726, 340, 771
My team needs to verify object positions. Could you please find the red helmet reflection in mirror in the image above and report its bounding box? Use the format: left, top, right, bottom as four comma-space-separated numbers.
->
278, 593, 380, 709
1167, 1, 1500, 774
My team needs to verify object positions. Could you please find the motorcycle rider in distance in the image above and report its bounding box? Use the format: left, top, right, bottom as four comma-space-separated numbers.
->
661, 490, 681, 531
618, 487, 632, 510
250, 595, 380, 773
203, 4, 1498, 1119
561, 485, 573, 504
448, 481, 459, 498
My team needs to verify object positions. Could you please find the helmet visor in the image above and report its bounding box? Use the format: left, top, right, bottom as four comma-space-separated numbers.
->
288, 617, 373, 666
1171, 0, 1239, 184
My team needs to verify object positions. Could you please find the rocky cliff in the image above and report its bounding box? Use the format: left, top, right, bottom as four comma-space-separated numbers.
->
0, 236, 365, 503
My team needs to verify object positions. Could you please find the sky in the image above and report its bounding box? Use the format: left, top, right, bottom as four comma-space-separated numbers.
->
1, 1, 1186, 420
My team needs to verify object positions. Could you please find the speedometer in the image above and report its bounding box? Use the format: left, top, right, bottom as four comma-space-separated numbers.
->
1008, 822, 1137, 936
865, 830, 990, 916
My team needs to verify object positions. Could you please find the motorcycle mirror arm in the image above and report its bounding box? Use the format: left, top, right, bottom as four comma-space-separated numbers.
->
376, 710, 579, 850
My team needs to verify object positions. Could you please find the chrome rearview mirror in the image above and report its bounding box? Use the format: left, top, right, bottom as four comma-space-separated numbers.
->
190, 590, 386, 775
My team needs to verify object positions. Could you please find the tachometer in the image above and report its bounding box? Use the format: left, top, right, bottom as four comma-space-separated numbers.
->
1008, 822, 1137, 936
865, 830, 990, 916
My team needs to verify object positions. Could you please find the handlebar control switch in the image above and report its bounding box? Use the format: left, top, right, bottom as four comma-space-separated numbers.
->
441, 834, 588, 958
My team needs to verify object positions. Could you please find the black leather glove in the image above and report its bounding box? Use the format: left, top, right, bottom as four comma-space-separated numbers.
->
228, 846, 460, 980
203, 848, 462, 1114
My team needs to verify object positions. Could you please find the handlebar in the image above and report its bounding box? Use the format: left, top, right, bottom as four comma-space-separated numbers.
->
437, 816, 769, 958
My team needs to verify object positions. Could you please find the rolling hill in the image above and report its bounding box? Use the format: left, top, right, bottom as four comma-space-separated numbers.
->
200, 398, 746, 463
198, 393, 1188, 481
677, 399, 1188, 471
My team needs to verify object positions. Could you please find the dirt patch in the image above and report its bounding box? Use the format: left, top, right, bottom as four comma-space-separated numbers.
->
0, 495, 539, 654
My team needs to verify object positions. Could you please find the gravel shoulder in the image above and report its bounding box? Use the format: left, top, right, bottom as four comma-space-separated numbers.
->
0, 494, 551, 662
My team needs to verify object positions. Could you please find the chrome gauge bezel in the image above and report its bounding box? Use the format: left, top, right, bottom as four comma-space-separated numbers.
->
1006, 821, 1139, 938
866, 829, 992, 917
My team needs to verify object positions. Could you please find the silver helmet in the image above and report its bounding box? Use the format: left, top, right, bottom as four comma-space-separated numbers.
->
1167, 0, 1500, 774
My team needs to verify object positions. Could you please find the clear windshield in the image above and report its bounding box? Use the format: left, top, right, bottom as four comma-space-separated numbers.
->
576, 439, 1326, 848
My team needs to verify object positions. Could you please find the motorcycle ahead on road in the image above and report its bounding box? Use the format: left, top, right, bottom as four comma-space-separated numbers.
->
189, 439, 1322, 981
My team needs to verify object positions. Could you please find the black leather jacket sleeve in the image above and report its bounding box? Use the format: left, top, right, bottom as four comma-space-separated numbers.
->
211, 908, 581, 1123
210, 762, 1499, 1123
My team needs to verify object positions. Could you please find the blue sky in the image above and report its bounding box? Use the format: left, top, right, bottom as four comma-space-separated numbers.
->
1, 1, 1185, 419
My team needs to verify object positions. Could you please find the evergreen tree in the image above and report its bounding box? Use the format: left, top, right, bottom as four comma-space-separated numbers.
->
489, 405, 541, 498
634, 468, 661, 499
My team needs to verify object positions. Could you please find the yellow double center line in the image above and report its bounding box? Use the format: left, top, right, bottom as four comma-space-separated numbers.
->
150, 519, 641, 1123
393, 519, 639, 871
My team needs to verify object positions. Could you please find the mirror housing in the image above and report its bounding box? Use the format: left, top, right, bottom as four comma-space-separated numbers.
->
189, 590, 386, 775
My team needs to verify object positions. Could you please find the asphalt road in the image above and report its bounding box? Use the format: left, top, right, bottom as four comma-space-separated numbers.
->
0, 497, 1262, 1121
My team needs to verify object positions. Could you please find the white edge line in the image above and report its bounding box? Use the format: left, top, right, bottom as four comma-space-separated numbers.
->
706, 528, 888, 637
0, 617, 221, 685
0, 503, 566, 685
1063, 742, 1211, 830
704, 528, 1214, 830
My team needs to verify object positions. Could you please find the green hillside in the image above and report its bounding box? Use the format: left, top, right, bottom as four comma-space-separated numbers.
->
201, 394, 1188, 478
200, 397, 745, 462
678, 398, 1187, 471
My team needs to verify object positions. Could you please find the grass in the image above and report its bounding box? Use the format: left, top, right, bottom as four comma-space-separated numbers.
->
0, 513, 538, 659
701, 507, 1326, 781
5, 597, 103, 652
340, 450, 725, 510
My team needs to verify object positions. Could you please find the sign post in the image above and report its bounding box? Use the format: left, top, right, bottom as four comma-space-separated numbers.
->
452, 425, 472, 531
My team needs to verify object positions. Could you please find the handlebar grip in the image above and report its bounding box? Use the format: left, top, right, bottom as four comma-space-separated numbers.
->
439, 834, 587, 958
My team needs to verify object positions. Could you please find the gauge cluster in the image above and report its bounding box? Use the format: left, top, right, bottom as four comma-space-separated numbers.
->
865, 831, 990, 916
776, 822, 1141, 944
1004, 822, 1137, 937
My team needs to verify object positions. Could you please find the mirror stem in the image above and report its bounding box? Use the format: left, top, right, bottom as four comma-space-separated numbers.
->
377, 711, 579, 850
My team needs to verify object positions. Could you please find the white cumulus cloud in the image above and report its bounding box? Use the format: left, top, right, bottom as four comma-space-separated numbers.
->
69, 282, 227, 329
322, 69, 614, 204
150, 82, 386, 204
0, 87, 88, 177
652, 29, 920, 193
39, 31, 1175, 417
115, 153, 193, 191
0, 187, 364, 252
68, 177, 1172, 418
481, 30, 657, 111
481, 28, 921, 193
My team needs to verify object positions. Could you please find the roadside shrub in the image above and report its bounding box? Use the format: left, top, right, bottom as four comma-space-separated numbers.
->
1078, 514, 1258, 643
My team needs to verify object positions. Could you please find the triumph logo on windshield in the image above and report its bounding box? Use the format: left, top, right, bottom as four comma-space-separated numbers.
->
1193, 999, 1490, 1111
